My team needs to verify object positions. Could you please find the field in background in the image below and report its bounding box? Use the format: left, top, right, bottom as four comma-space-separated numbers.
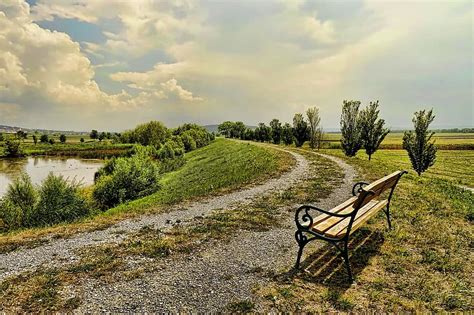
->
321, 132, 474, 150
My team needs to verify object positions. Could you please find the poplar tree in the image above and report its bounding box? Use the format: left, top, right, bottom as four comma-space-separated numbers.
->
403, 109, 437, 176
340, 100, 362, 157
359, 101, 390, 160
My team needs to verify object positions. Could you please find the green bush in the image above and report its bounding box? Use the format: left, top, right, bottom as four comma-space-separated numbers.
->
31, 174, 89, 226
180, 133, 197, 152
0, 199, 23, 231
0, 174, 89, 231
93, 152, 161, 209
4, 139, 22, 157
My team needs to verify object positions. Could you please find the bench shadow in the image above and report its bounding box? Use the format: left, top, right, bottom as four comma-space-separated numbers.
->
274, 228, 385, 291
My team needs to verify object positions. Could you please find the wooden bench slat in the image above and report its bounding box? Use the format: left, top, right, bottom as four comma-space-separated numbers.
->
324, 199, 388, 238
310, 196, 357, 227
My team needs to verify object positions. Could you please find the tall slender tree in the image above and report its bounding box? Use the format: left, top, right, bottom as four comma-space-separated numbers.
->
403, 109, 437, 176
306, 106, 322, 149
269, 118, 282, 144
359, 101, 390, 160
293, 113, 308, 147
282, 123, 294, 145
340, 100, 362, 157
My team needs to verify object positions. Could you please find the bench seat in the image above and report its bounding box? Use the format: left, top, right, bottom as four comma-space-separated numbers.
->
311, 198, 388, 238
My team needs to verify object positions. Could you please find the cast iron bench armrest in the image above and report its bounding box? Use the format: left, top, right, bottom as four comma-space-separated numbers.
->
295, 204, 355, 231
352, 182, 369, 196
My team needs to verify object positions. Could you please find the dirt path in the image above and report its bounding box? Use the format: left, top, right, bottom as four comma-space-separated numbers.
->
74, 149, 357, 312
0, 147, 309, 282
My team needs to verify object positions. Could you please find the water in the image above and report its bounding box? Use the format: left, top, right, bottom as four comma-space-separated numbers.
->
0, 157, 104, 197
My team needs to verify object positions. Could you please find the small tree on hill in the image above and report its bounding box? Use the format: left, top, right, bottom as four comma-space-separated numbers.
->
403, 109, 437, 176
48, 138, 55, 145
80, 137, 85, 143
269, 118, 282, 144
32, 134, 38, 145
0, 133, 4, 142
359, 101, 390, 160
282, 123, 294, 145
40, 134, 49, 143
90, 129, 98, 140
293, 113, 308, 147
306, 106, 321, 149
59, 134, 66, 143
340, 100, 362, 157
233, 121, 246, 139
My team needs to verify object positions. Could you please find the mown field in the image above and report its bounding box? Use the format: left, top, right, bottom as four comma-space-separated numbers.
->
0, 139, 293, 253
255, 146, 473, 312
321, 132, 474, 150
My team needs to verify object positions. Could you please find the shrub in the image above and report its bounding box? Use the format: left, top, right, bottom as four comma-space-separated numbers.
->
4, 174, 37, 220
40, 134, 48, 143
93, 153, 161, 209
4, 139, 22, 157
31, 174, 89, 226
59, 134, 66, 143
0, 199, 22, 231
181, 132, 197, 152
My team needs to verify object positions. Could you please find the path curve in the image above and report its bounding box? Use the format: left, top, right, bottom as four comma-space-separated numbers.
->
74, 148, 358, 312
0, 146, 309, 282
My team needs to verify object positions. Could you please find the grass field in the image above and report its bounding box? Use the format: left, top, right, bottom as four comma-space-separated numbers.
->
321, 132, 474, 150
255, 147, 473, 312
0, 138, 293, 253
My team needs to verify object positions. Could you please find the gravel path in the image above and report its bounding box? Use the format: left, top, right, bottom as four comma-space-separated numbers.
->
75, 149, 357, 312
0, 147, 309, 282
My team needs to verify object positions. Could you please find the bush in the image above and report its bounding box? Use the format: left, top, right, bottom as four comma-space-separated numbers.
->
3, 139, 22, 157
181, 132, 197, 152
0, 199, 23, 231
93, 152, 161, 209
31, 174, 89, 226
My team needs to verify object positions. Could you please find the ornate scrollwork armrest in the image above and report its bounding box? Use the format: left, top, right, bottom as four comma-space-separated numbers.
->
295, 205, 320, 230
352, 182, 369, 196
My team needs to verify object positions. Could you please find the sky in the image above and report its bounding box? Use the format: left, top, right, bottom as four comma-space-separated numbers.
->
0, 0, 472, 131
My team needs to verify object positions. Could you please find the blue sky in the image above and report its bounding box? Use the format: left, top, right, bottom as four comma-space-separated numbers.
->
0, 0, 472, 131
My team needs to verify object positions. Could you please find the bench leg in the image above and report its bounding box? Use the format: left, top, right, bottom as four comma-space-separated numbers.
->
342, 241, 353, 282
294, 230, 308, 269
384, 205, 392, 230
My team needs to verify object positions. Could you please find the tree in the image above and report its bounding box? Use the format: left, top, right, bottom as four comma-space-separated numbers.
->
255, 123, 271, 142
40, 134, 49, 143
340, 100, 362, 157
4, 139, 22, 157
98, 132, 106, 142
218, 121, 235, 138
293, 113, 308, 147
243, 128, 255, 140
282, 123, 294, 145
16, 130, 27, 141
80, 137, 85, 143
233, 121, 246, 139
90, 129, 98, 140
0, 133, 4, 142
48, 138, 55, 145
59, 134, 67, 143
306, 107, 322, 149
403, 109, 437, 176
32, 134, 38, 145
269, 119, 282, 144
315, 126, 325, 150
359, 101, 390, 160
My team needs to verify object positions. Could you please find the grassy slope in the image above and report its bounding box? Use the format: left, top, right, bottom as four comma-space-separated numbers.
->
257, 148, 473, 312
0, 139, 293, 252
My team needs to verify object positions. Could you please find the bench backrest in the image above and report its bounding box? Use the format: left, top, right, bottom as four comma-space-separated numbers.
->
354, 171, 404, 209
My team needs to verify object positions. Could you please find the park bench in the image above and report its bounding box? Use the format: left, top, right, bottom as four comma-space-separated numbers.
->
294, 170, 407, 281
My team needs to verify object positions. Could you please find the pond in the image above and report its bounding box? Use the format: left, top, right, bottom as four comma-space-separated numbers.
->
0, 157, 104, 198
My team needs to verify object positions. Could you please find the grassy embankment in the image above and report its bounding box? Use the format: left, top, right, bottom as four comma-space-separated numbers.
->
0, 144, 344, 312
0, 139, 293, 253
255, 146, 473, 312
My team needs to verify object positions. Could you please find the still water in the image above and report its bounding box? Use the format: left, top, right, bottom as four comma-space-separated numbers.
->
0, 157, 103, 197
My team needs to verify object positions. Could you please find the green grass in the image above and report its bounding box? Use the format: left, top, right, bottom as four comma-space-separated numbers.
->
106, 138, 293, 214
256, 147, 473, 312
0, 139, 293, 251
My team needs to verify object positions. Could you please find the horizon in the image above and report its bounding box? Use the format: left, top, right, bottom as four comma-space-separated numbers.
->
0, 0, 473, 131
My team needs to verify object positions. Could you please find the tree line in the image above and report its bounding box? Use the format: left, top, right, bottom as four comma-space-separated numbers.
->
218, 100, 437, 176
